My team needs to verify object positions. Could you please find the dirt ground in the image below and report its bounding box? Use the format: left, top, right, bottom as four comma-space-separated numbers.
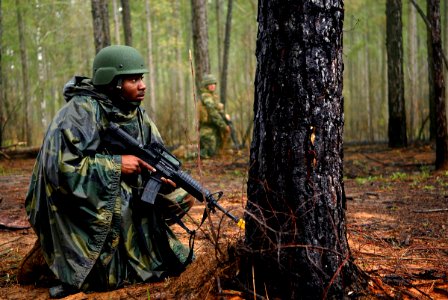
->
0, 143, 447, 299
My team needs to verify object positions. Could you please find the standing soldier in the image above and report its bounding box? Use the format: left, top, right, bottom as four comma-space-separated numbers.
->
198, 74, 230, 158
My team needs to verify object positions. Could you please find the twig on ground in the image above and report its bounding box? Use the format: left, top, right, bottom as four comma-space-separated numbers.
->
413, 208, 448, 213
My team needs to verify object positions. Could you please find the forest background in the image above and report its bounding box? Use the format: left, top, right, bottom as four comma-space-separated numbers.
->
0, 1, 447, 298
0, 0, 448, 150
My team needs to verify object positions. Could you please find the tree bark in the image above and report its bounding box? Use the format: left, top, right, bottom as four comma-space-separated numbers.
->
0, 0, 3, 147
364, 7, 373, 142
215, 0, 222, 76
427, 0, 448, 170
121, 0, 132, 46
16, 0, 31, 146
243, 1, 367, 298
444, 0, 448, 115
174, 0, 187, 141
408, 1, 418, 142
112, 0, 121, 44
386, 0, 407, 147
426, 1, 437, 140
190, 0, 210, 87
220, 0, 233, 107
145, 0, 156, 120
91, 0, 110, 53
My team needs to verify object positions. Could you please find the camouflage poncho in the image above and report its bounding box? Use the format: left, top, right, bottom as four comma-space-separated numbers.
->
25, 77, 191, 291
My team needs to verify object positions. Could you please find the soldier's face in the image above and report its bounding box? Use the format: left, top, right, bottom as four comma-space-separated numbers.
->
207, 84, 216, 92
121, 74, 146, 102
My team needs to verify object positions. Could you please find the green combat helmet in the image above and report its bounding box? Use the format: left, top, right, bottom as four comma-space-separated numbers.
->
201, 73, 217, 88
92, 45, 149, 86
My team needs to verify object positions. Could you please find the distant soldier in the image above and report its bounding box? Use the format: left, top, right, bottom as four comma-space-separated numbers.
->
198, 74, 230, 158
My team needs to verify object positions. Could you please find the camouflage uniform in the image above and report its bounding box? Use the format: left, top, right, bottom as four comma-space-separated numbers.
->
198, 75, 229, 158
25, 77, 192, 292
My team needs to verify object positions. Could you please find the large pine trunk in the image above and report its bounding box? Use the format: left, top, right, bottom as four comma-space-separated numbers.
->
243, 1, 366, 298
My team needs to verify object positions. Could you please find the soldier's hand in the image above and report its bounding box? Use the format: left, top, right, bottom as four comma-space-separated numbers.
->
121, 155, 156, 175
161, 178, 176, 188
121, 155, 176, 188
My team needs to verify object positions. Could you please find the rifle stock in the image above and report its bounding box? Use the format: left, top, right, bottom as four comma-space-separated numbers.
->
107, 122, 245, 230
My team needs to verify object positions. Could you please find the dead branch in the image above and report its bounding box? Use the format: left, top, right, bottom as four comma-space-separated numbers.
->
413, 208, 448, 213
0, 146, 40, 159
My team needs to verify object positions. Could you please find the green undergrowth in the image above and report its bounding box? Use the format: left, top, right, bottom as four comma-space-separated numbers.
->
349, 167, 447, 195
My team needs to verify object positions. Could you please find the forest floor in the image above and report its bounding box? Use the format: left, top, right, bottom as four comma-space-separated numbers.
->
0, 143, 447, 299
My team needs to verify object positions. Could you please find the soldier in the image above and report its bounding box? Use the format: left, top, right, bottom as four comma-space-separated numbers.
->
198, 74, 230, 158
18, 45, 194, 298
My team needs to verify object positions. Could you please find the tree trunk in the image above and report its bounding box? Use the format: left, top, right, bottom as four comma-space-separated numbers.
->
16, 0, 31, 146
0, 0, 3, 147
381, 34, 388, 139
427, 0, 448, 170
215, 0, 222, 77
190, 0, 210, 87
91, 0, 110, 53
220, 0, 233, 107
426, 1, 437, 140
243, 1, 367, 298
174, 0, 187, 143
408, 1, 418, 142
364, 7, 373, 142
386, 0, 407, 147
36, 24, 48, 133
121, 0, 132, 46
444, 0, 448, 116
112, 0, 121, 44
145, 0, 156, 120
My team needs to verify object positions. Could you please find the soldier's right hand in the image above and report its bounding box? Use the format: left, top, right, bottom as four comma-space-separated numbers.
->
121, 155, 156, 175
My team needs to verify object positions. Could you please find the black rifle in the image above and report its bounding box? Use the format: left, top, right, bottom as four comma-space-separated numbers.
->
220, 112, 241, 150
107, 122, 245, 229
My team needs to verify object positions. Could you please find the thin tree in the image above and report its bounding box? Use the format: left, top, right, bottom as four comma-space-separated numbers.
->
444, 0, 448, 111
91, 0, 110, 53
121, 0, 132, 46
16, 0, 31, 146
112, 0, 121, 44
174, 0, 187, 143
0, 0, 3, 147
427, 0, 448, 170
191, 0, 210, 87
145, 0, 156, 120
215, 0, 222, 75
364, 6, 373, 142
408, 1, 418, 141
386, 0, 407, 147
409, 0, 448, 169
243, 1, 367, 298
426, 1, 437, 141
220, 0, 233, 107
